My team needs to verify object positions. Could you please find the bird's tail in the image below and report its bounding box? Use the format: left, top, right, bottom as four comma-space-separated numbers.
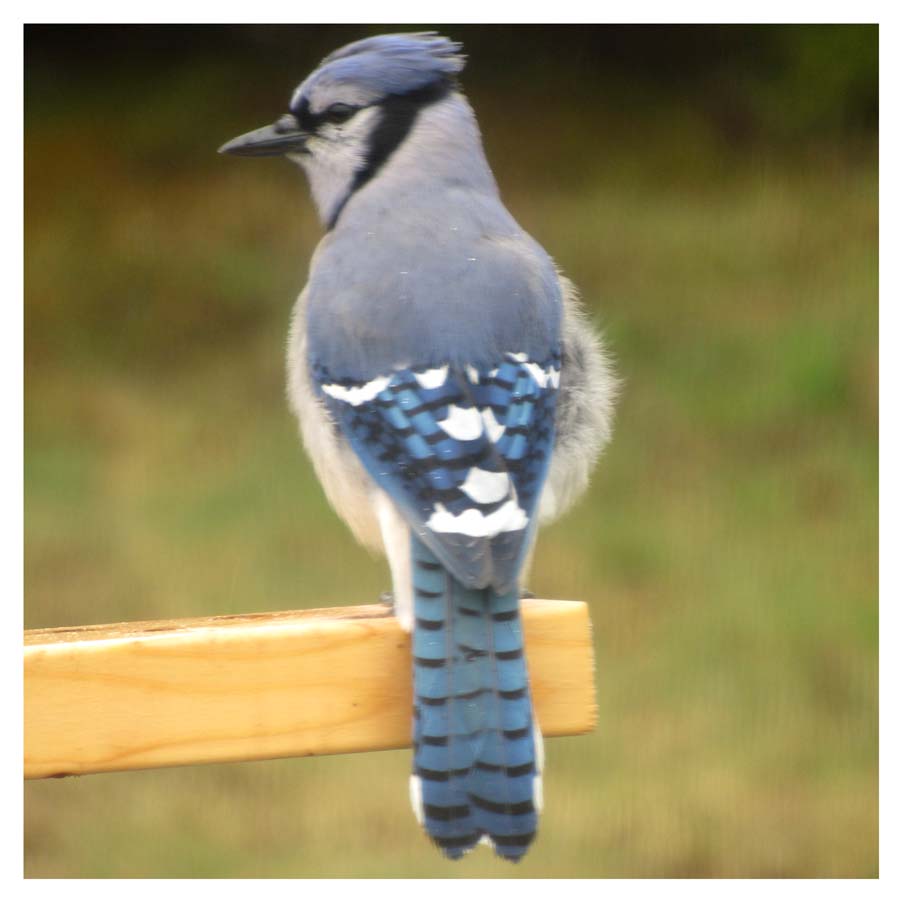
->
408, 533, 541, 862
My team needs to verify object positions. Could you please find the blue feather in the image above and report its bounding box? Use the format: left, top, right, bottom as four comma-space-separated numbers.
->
294, 32, 465, 112
410, 536, 539, 862
315, 355, 559, 592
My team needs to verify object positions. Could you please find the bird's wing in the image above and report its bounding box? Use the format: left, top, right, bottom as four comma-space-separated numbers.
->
314, 352, 560, 591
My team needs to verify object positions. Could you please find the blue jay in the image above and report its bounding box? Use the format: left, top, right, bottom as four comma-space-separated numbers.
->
220, 32, 616, 862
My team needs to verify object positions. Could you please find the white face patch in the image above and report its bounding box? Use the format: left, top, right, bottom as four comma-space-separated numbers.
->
295, 106, 381, 224
437, 404, 484, 441
460, 467, 511, 504
426, 499, 528, 537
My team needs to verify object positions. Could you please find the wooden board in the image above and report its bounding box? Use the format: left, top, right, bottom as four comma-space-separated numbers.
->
24, 600, 597, 779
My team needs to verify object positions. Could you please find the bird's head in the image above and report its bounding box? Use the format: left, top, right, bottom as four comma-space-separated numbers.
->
219, 32, 466, 227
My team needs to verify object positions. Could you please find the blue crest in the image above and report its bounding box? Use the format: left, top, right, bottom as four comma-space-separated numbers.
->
297, 32, 465, 107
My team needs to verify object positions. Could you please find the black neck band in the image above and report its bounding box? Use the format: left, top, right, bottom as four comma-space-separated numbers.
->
327, 80, 452, 230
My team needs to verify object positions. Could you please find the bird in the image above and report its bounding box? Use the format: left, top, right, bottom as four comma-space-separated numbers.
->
220, 31, 616, 863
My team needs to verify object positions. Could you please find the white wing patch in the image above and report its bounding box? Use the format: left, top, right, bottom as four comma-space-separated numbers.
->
460, 467, 511, 504
437, 404, 484, 441
427, 499, 528, 537
506, 353, 559, 389
321, 375, 390, 406
480, 407, 506, 443
524, 361, 549, 389
321, 358, 555, 409
414, 365, 449, 389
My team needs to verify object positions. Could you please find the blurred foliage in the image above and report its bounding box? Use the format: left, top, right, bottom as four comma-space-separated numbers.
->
24, 25, 877, 878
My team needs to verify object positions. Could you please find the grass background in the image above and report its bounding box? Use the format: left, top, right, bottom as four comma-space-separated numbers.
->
24, 24, 878, 877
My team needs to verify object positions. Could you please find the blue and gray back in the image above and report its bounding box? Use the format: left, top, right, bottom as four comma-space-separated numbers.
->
224, 32, 564, 862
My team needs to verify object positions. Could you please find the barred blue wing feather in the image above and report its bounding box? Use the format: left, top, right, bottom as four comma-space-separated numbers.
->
313, 352, 560, 592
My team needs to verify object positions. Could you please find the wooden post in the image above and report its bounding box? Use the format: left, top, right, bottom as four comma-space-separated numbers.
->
24, 600, 596, 779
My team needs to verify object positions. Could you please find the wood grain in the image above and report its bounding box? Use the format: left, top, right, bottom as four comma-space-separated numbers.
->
24, 600, 597, 779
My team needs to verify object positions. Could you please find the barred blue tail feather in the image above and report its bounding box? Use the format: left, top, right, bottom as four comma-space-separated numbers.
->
409, 534, 541, 862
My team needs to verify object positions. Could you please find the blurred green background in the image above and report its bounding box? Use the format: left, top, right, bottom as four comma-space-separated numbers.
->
24, 24, 877, 878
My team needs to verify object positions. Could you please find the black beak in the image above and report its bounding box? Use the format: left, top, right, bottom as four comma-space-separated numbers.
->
218, 114, 309, 157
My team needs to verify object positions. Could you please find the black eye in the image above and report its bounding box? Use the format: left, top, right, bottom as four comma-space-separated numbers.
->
325, 103, 357, 124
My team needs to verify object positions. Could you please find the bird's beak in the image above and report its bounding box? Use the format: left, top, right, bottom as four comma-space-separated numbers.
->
218, 114, 309, 157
